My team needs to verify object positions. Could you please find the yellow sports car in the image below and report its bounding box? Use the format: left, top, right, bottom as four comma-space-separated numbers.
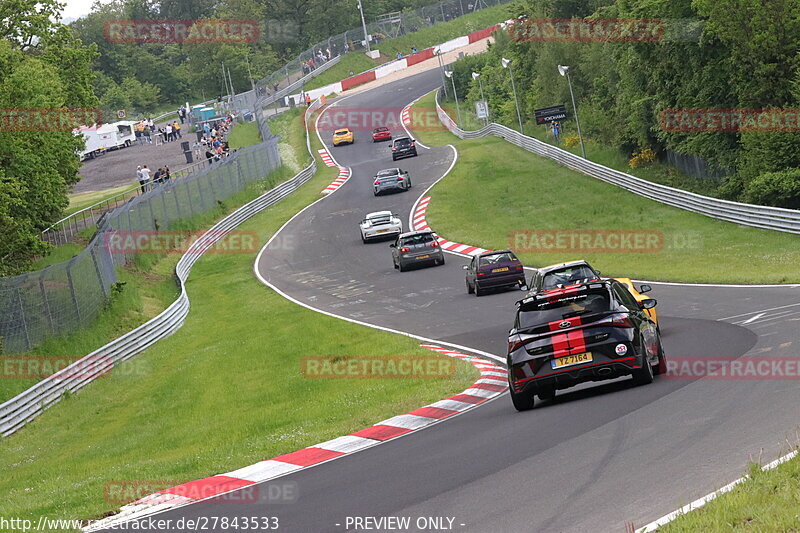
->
615, 277, 658, 326
332, 128, 354, 146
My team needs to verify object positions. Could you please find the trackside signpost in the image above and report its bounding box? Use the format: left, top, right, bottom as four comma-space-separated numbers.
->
534, 104, 567, 125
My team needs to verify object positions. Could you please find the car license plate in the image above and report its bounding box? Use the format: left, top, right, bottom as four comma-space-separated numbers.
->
492, 267, 509, 273
416, 255, 430, 260
551, 352, 593, 369
377, 229, 389, 233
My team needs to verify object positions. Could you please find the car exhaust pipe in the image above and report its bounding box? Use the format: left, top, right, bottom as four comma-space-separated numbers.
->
597, 367, 613, 376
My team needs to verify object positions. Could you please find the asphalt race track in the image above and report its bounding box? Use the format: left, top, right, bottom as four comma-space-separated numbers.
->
102, 69, 800, 532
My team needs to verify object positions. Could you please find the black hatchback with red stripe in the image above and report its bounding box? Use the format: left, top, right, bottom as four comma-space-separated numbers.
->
506, 279, 664, 411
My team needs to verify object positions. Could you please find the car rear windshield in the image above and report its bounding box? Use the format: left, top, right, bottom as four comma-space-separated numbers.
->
334, 129, 349, 134
541, 265, 597, 290
394, 138, 411, 147
377, 169, 398, 177
369, 214, 392, 224
479, 252, 517, 266
374, 128, 388, 132
516, 289, 612, 330
399, 233, 434, 246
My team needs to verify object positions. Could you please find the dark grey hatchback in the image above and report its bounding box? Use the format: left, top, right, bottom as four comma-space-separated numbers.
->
390, 231, 445, 271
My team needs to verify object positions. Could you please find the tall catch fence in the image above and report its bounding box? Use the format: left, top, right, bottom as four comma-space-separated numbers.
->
0, 134, 280, 354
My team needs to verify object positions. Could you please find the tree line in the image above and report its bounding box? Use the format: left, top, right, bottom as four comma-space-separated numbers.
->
448, 0, 800, 208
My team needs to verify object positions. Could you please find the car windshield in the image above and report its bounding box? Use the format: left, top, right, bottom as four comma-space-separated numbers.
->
517, 289, 612, 331
399, 233, 434, 246
541, 265, 597, 289
394, 138, 411, 147
479, 252, 517, 266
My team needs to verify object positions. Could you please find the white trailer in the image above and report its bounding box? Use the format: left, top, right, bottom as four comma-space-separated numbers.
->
109, 120, 137, 148
76, 125, 116, 161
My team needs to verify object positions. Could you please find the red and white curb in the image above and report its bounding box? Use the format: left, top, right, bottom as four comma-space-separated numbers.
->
84, 345, 506, 531
413, 196, 492, 256
317, 148, 335, 167
401, 107, 411, 126
321, 166, 351, 195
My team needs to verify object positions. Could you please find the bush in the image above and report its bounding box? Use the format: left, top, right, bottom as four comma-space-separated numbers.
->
629, 148, 657, 168
743, 168, 800, 209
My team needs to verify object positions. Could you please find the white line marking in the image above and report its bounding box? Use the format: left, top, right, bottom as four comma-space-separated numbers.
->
740, 312, 767, 325
720, 302, 800, 321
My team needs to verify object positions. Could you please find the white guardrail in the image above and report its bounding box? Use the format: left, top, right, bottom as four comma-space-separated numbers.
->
434, 90, 800, 234
0, 99, 323, 437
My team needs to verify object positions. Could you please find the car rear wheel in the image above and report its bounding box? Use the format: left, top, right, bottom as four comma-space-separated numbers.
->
466, 279, 474, 294
631, 353, 654, 385
474, 283, 483, 297
653, 340, 667, 376
510, 383, 535, 412
398, 261, 407, 272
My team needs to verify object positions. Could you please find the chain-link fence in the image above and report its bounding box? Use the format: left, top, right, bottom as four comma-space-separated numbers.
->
0, 134, 281, 354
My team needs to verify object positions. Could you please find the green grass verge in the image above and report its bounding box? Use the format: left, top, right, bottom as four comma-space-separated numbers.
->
304, 3, 510, 91
442, 99, 723, 197
227, 121, 262, 149
0, 106, 477, 529
411, 92, 800, 284
660, 454, 800, 532
66, 185, 139, 216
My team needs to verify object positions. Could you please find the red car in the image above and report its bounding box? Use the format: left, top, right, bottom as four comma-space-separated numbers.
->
372, 127, 392, 142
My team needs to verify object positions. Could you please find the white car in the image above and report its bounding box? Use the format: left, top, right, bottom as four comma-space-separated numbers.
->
360, 211, 403, 243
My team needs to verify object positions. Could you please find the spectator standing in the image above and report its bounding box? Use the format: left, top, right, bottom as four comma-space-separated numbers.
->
140, 165, 151, 191
412, 46, 417, 54
153, 167, 163, 184
143, 124, 151, 144
551, 121, 561, 144
396, 51, 403, 60
165, 123, 173, 142
136, 166, 146, 193
173, 120, 182, 139
135, 125, 143, 145
163, 165, 171, 182
193, 140, 202, 158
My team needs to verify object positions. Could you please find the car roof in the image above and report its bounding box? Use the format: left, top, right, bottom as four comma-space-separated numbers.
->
366, 210, 392, 218
393, 136, 410, 141
538, 260, 594, 274
520, 279, 613, 306
478, 250, 515, 258
373, 127, 389, 131
398, 230, 434, 238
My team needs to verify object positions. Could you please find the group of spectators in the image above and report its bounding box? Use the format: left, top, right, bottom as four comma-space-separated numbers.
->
136, 164, 171, 193
301, 47, 336, 75
134, 119, 183, 144
194, 115, 234, 163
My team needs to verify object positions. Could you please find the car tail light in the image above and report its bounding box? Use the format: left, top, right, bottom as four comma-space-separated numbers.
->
410, 142, 415, 147
477, 271, 486, 277
397, 177, 404, 181
430, 241, 439, 248
374, 181, 380, 185
515, 264, 523, 271
392, 147, 396, 150
599, 313, 634, 328
400, 246, 410, 253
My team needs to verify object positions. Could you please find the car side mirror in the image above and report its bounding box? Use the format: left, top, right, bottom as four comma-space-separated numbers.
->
640, 298, 657, 309
389, 243, 396, 248
462, 265, 469, 270
595, 270, 601, 275
639, 284, 652, 294
520, 285, 528, 291
361, 219, 367, 224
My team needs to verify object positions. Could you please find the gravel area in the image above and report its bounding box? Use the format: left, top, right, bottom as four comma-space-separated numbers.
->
73, 130, 202, 194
